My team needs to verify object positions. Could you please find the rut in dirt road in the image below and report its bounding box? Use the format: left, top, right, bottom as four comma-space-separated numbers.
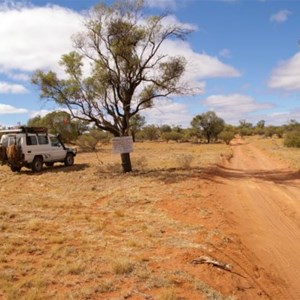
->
217, 139, 300, 300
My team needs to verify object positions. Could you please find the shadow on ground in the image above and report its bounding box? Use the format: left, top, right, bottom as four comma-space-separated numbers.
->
18, 163, 90, 175
130, 164, 300, 186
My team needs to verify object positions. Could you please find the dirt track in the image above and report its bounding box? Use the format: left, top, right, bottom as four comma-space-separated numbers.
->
216, 138, 300, 299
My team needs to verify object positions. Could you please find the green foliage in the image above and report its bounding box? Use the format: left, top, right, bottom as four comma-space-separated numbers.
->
191, 111, 225, 143
264, 126, 276, 138
219, 130, 235, 145
130, 114, 146, 142
238, 119, 254, 137
161, 131, 183, 143
239, 127, 253, 137
284, 130, 300, 148
32, 0, 191, 139
76, 129, 111, 152
253, 120, 266, 136
239, 119, 253, 129
263, 126, 284, 138
159, 124, 172, 133
31, 0, 193, 172
27, 111, 88, 142
254, 127, 265, 136
285, 119, 300, 133
275, 127, 284, 138
141, 125, 159, 141
256, 120, 265, 129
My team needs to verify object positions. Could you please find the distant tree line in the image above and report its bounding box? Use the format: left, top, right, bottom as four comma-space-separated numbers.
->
26, 110, 300, 150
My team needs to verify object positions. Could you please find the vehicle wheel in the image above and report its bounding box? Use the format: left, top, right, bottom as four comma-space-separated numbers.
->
32, 156, 43, 172
45, 162, 54, 167
10, 165, 21, 172
64, 153, 74, 167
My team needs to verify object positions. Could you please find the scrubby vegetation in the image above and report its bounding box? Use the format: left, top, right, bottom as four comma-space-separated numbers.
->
25, 111, 300, 155
284, 130, 300, 148
76, 129, 111, 152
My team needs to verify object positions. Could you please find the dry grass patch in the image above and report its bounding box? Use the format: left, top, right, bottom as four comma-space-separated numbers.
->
0, 141, 237, 299
247, 136, 300, 169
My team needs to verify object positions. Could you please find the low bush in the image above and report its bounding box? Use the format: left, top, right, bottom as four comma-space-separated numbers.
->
284, 130, 300, 148
76, 130, 111, 152
161, 131, 183, 143
219, 131, 235, 145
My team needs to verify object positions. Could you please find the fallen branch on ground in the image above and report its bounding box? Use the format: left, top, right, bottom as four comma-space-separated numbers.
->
191, 256, 233, 271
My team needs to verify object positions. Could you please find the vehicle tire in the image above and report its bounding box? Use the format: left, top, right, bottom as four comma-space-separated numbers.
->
45, 162, 54, 167
64, 153, 74, 167
10, 165, 21, 172
32, 156, 43, 172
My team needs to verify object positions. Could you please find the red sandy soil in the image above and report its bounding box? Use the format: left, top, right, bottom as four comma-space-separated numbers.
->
160, 138, 300, 299
1, 139, 299, 299
213, 138, 300, 299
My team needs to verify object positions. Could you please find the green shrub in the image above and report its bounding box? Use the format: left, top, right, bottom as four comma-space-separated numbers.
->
264, 126, 277, 138
284, 130, 300, 148
239, 127, 253, 137
141, 125, 159, 141
219, 130, 235, 145
161, 131, 183, 143
76, 129, 110, 151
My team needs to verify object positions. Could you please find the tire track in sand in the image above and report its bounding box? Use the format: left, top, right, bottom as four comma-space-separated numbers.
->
216, 139, 300, 299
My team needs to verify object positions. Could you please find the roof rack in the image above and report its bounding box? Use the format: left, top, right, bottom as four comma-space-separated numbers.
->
0, 126, 48, 134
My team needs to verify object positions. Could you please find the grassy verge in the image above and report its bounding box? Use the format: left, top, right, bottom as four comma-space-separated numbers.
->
0, 141, 235, 299
247, 136, 300, 169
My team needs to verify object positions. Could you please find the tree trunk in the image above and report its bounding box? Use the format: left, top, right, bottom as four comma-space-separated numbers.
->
121, 153, 132, 173
206, 133, 210, 144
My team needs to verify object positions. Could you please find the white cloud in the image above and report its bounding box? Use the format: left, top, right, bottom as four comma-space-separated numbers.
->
160, 15, 198, 31
268, 52, 300, 91
142, 99, 192, 127
219, 48, 232, 59
0, 68, 30, 81
159, 40, 240, 91
0, 3, 83, 72
202, 93, 273, 123
270, 10, 291, 23
248, 108, 300, 126
0, 81, 28, 93
29, 108, 71, 119
0, 103, 28, 114
30, 109, 54, 118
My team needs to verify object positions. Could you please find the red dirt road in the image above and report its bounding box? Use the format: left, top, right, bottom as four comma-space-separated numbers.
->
217, 139, 300, 299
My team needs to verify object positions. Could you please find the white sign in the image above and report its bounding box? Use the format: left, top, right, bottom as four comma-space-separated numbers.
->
112, 136, 133, 154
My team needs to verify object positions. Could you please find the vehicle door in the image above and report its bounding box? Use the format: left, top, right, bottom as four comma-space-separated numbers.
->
49, 136, 66, 161
23, 135, 39, 162
36, 135, 54, 162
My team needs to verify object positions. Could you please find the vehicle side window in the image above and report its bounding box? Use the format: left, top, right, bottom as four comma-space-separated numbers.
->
1, 136, 8, 147
50, 137, 61, 147
37, 135, 49, 145
8, 137, 16, 145
26, 136, 37, 145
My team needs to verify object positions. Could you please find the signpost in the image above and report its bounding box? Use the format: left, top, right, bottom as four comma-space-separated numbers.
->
112, 136, 133, 154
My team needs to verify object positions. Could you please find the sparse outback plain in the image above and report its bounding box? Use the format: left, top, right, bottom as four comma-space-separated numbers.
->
0, 138, 300, 300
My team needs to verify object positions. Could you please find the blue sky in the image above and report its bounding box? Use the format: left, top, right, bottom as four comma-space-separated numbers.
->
0, 0, 300, 128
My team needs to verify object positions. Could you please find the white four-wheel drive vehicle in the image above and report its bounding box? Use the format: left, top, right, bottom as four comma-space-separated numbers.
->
0, 126, 76, 173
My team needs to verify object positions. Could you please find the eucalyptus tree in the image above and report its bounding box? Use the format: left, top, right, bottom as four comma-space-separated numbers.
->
32, 0, 193, 172
191, 111, 225, 143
